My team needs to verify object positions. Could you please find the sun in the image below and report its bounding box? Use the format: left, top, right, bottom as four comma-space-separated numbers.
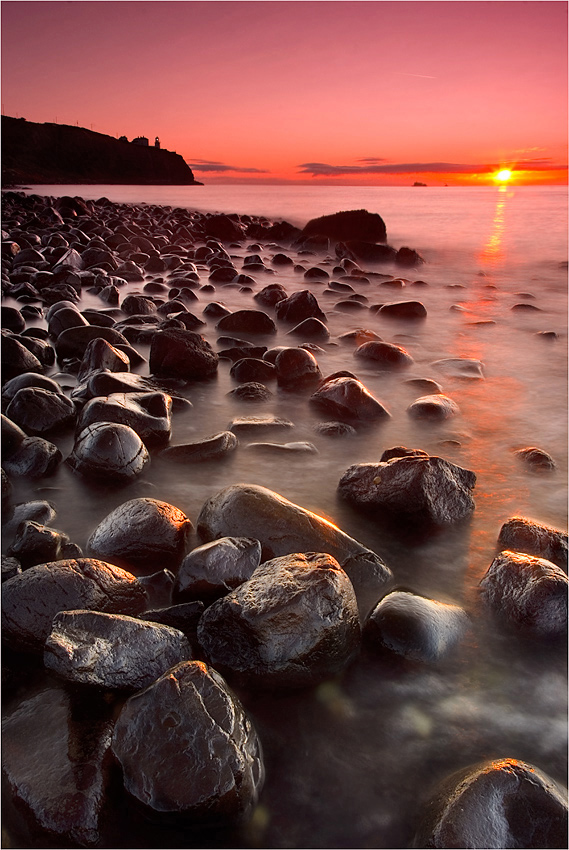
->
494, 169, 513, 183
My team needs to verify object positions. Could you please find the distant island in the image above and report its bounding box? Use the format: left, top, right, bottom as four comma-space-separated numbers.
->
1, 115, 202, 186
413, 181, 427, 187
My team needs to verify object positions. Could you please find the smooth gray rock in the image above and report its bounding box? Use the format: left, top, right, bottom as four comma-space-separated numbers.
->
230, 357, 276, 383
111, 660, 264, 820
6, 387, 76, 436
480, 549, 568, 640
175, 536, 262, 602
354, 340, 414, 368
407, 394, 459, 421
198, 552, 361, 688
216, 309, 277, 335
76, 391, 172, 448
378, 300, 427, 319
497, 516, 568, 572
275, 347, 322, 385
160, 431, 238, 463
77, 337, 130, 382
275, 290, 326, 324
311, 376, 390, 421
45, 610, 192, 690
68, 421, 150, 482
87, 497, 192, 573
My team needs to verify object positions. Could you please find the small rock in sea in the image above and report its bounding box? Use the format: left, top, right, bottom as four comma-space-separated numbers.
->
216, 309, 276, 335
77, 337, 131, 382
47, 304, 89, 337
407, 394, 459, 421
479, 549, 568, 640
86, 498, 192, 574
6, 387, 76, 436
111, 660, 264, 821
228, 415, 295, 435
354, 340, 414, 369
1, 558, 146, 653
380, 445, 428, 462
227, 382, 273, 402
404, 377, 443, 395
514, 445, 556, 471
287, 317, 330, 340
2, 687, 113, 846
2, 499, 57, 545
412, 758, 568, 849
311, 376, 391, 421
203, 301, 231, 320
73, 370, 158, 402
431, 357, 485, 379
76, 391, 172, 448
314, 421, 357, 437
338, 454, 476, 526
1, 332, 43, 381
377, 300, 427, 319
7, 520, 80, 569
244, 441, 318, 454
497, 516, 568, 572
198, 552, 361, 688
55, 324, 130, 360
338, 328, 381, 345
275, 347, 322, 386
364, 590, 470, 662
197, 483, 392, 591
2, 372, 64, 403
1, 305, 26, 333
175, 536, 262, 603
45, 610, 192, 691
271, 252, 294, 266
253, 282, 288, 307
3, 433, 63, 478
68, 422, 150, 482
395, 247, 424, 267
149, 328, 219, 380
275, 289, 326, 324
229, 357, 277, 383
160, 430, 238, 463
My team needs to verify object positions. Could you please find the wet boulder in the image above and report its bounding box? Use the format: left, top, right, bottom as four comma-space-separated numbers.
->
74, 370, 158, 403
45, 610, 192, 691
497, 516, 568, 572
160, 430, 238, 463
111, 660, 264, 821
432, 357, 485, 379
254, 282, 288, 308
395, 246, 424, 266
204, 213, 245, 242
76, 391, 172, 448
354, 340, 414, 369
228, 382, 273, 402
2, 687, 113, 847
364, 590, 470, 662
337, 240, 397, 264
287, 317, 330, 340
86, 497, 192, 574
275, 347, 322, 386
339, 454, 476, 525
1, 558, 146, 653
68, 422, 150, 482
310, 376, 390, 421
378, 300, 427, 319
198, 552, 361, 688
216, 309, 277, 335
55, 325, 130, 360
77, 337, 130, 381
314, 421, 357, 437
407, 394, 459, 421
245, 441, 318, 455
197, 483, 392, 591
6, 387, 76, 436
7, 520, 79, 569
175, 536, 262, 603
479, 550, 568, 640
230, 357, 276, 383
1, 331, 43, 380
514, 445, 556, 471
302, 209, 387, 243
412, 758, 568, 849
47, 305, 89, 338
149, 328, 219, 380
120, 294, 157, 315
2, 372, 64, 403
228, 415, 295, 435
275, 290, 326, 324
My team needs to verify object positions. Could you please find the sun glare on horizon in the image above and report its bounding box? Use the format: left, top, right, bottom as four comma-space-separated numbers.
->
494, 169, 513, 183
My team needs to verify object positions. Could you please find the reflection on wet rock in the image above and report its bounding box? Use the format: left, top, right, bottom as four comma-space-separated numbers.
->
497, 516, 568, 572
68, 421, 150, 482
77, 391, 172, 448
175, 536, 261, 602
311, 376, 391, 421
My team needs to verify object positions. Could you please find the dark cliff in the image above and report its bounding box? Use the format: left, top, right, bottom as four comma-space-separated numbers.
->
1, 116, 201, 186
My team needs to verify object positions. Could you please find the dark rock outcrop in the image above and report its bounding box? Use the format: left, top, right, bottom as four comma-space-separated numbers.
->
301, 209, 387, 243
149, 329, 219, 381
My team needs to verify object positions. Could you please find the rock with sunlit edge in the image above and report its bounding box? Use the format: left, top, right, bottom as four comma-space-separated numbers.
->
497, 516, 568, 572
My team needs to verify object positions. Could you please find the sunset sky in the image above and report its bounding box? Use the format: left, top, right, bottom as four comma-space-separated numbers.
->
1, 1, 567, 185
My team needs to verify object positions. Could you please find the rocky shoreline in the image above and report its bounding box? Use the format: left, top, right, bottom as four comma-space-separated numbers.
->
1, 191, 567, 848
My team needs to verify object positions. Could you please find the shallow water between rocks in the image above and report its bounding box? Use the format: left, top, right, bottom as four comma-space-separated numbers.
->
2, 185, 567, 848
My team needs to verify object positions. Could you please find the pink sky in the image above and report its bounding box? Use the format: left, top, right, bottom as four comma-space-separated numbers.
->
2, 1, 567, 185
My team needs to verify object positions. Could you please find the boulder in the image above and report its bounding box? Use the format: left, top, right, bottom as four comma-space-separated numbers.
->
1, 332, 43, 381
47, 305, 89, 338
1, 558, 146, 652
6, 387, 76, 436
68, 422, 150, 482
198, 552, 361, 688
395, 247, 424, 267
287, 317, 330, 340
229, 357, 277, 383
407, 394, 459, 421
74, 370, 158, 402
354, 340, 414, 368
364, 590, 470, 662
412, 758, 568, 849
111, 660, 263, 821
302, 209, 387, 243
76, 391, 172, 448
479, 550, 568, 640
216, 309, 277, 335
497, 517, 568, 572
77, 337, 130, 381
160, 431, 238, 463
275, 347, 322, 386
337, 241, 397, 264
55, 325, 130, 360
204, 213, 245, 242
197, 483, 392, 591
275, 290, 326, 324
2, 435, 63, 478
2, 372, 63, 403
339, 454, 476, 525
7, 520, 78, 569
149, 329, 219, 380
227, 382, 273, 402
514, 446, 556, 471
378, 300, 427, 319
86, 497, 192, 574
45, 610, 192, 691
228, 415, 295, 435
254, 282, 288, 308
175, 536, 262, 603
314, 421, 357, 437
311, 376, 390, 421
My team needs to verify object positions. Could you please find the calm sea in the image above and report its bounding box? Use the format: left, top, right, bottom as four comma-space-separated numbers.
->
7, 183, 569, 848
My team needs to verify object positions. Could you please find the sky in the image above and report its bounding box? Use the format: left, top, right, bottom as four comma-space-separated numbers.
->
1, 1, 567, 185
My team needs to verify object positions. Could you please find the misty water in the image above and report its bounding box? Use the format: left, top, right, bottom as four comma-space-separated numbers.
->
4, 184, 568, 848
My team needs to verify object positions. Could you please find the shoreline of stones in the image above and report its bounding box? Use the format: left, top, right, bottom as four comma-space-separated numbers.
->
1, 191, 568, 848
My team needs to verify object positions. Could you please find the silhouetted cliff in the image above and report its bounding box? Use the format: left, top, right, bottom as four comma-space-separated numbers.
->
1, 116, 201, 185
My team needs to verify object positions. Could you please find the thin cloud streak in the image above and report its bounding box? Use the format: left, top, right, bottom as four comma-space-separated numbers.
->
298, 160, 568, 176
190, 159, 268, 174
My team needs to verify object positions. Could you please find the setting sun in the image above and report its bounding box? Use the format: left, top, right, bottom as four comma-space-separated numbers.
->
495, 169, 513, 183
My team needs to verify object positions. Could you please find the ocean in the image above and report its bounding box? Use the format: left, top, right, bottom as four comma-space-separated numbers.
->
5, 183, 568, 848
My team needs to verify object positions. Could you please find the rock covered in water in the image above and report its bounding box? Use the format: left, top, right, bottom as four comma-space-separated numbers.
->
431, 357, 485, 379
198, 552, 361, 688
197, 483, 392, 592
149, 328, 219, 380
160, 430, 238, 463
229, 357, 276, 383
364, 590, 470, 662
175, 536, 262, 602
514, 445, 556, 471
68, 421, 150, 482
479, 550, 568, 640
55, 325, 130, 360
2, 372, 64, 403
354, 340, 414, 368
412, 758, 568, 849
377, 300, 427, 319
1, 558, 146, 652
228, 414, 294, 434
2, 687, 113, 846
86, 497, 192, 573
44, 610, 192, 691
111, 660, 264, 821
497, 516, 568, 572
311, 376, 390, 421
227, 382, 273, 402
76, 391, 172, 448
216, 309, 276, 335
338, 454, 476, 525
407, 394, 459, 421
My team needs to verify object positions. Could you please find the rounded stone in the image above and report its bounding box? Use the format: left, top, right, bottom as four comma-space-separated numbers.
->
68, 422, 150, 482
